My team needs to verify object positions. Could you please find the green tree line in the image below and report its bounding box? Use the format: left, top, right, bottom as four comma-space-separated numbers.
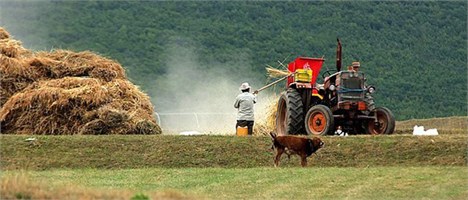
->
1, 1, 466, 120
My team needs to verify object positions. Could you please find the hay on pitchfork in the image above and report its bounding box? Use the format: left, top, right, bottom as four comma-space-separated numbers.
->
0, 77, 161, 135
265, 66, 290, 78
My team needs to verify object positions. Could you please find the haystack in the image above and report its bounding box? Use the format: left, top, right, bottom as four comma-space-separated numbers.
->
0, 30, 34, 106
29, 50, 126, 81
0, 27, 161, 135
1, 49, 127, 105
0, 75, 160, 135
0, 27, 10, 40
0, 39, 31, 58
253, 96, 278, 135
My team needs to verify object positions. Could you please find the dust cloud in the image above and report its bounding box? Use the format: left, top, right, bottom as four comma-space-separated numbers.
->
0, 1, 47, 50
151, 39, 278, 134
0, 1, 281, 134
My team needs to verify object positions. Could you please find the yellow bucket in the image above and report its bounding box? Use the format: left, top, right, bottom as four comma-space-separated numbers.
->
236, 126, 248, 136
294, 69, 312, 83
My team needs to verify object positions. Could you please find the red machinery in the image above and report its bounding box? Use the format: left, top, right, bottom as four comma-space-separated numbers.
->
276, 39, 395, 135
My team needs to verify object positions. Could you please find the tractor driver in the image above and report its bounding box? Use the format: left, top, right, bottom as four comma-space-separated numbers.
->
352, 61, 360, 71
234, 82, 258, 135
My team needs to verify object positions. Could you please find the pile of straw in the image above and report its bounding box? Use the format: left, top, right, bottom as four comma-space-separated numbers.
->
253, 96, 278, 136
0, 27, 10, 40
0, 27, 161, 135
29, 50, 126, 81
0, 28, 34, 105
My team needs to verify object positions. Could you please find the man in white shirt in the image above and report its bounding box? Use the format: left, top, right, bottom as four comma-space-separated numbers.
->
234, 82, 258, 135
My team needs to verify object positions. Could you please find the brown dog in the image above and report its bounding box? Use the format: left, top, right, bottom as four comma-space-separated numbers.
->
269, 132, 324, 167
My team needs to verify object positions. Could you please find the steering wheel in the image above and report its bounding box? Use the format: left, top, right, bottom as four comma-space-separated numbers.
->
322, 69, 336, 79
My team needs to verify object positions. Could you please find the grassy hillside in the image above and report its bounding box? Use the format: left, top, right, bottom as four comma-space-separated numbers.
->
1, 117, 466, 199
1, 133, 466, 170
0, 1, 466, 120
396, 116, 467, 132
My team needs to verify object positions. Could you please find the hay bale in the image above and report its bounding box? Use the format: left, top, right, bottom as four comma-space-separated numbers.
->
0, 77, 161, 135
0, 27, 10, 40
97, 107, 129, 127
134, 120, 161, 135
27, 57, 60, 78
0, 28, 126, 106
31, 50, 126, 81
0, 30, 35, 105
0, 38, 31, 58
0, 55, 38, 106
0, 27, 160, 135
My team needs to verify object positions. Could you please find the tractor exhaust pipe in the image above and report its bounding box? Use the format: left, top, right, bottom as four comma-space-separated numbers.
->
336, 38, 342, 72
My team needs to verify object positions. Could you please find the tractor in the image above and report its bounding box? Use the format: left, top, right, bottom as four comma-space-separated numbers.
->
276, 39, 395, 136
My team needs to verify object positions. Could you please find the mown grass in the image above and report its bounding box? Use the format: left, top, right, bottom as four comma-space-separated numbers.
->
1, 117, 466, 199
1, 133, 466, 170
0, 173, 192, 200
395, 116, 467, 134
2, 166, 467, 200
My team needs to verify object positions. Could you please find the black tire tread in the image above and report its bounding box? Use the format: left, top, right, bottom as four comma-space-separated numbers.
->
286, 89, 304, 134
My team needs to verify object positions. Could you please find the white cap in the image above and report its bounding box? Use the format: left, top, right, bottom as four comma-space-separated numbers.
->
239, 82, 251, 90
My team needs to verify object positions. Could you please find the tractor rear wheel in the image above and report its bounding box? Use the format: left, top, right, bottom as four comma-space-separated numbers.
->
366, 107, 395, 134
305, 105, 334, 135
276, 88, 304, 135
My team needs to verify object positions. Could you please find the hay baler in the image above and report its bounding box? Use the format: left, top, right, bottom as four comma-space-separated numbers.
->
276, 39, 395, 135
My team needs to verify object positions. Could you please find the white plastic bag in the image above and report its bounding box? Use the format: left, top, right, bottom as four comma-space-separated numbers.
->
413, 125, 438, 136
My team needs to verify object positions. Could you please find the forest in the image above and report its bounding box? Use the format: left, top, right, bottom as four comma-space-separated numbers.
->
1, 1, 466, 120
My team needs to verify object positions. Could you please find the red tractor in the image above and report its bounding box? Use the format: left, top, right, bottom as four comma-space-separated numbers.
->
276, 39, 395, 135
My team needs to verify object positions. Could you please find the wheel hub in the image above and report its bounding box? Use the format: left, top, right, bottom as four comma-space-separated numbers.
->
374, 121, 380, 128
310, 113, 325, 132
315, 119, 322, 126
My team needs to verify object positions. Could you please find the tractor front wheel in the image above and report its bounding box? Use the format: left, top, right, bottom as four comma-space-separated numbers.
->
305, 105, 334, 135
366, 107, 395, 134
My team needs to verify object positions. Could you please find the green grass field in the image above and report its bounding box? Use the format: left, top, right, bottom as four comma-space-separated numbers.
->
1, 117, 467, 199
2, 166, 467, 199
1, 133, 466, 169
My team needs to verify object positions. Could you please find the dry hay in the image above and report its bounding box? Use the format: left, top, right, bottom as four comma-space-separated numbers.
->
0, 39, 31, 59
265, 66, 290, 78
0, 77, 161, 135
253, 96, 278, 135
0, 29, 39, 105
29, 50, 126, 81
1, 32, 127, 105
0, 30, 35, 101
253, 66, 288, 135
0, 27, 10, 40
0, 55, 36, 106
0, 35, 35, 106
0, 27, 161, 135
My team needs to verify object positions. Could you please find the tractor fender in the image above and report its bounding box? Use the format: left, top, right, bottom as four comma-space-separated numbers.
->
288, 82, 312, 89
